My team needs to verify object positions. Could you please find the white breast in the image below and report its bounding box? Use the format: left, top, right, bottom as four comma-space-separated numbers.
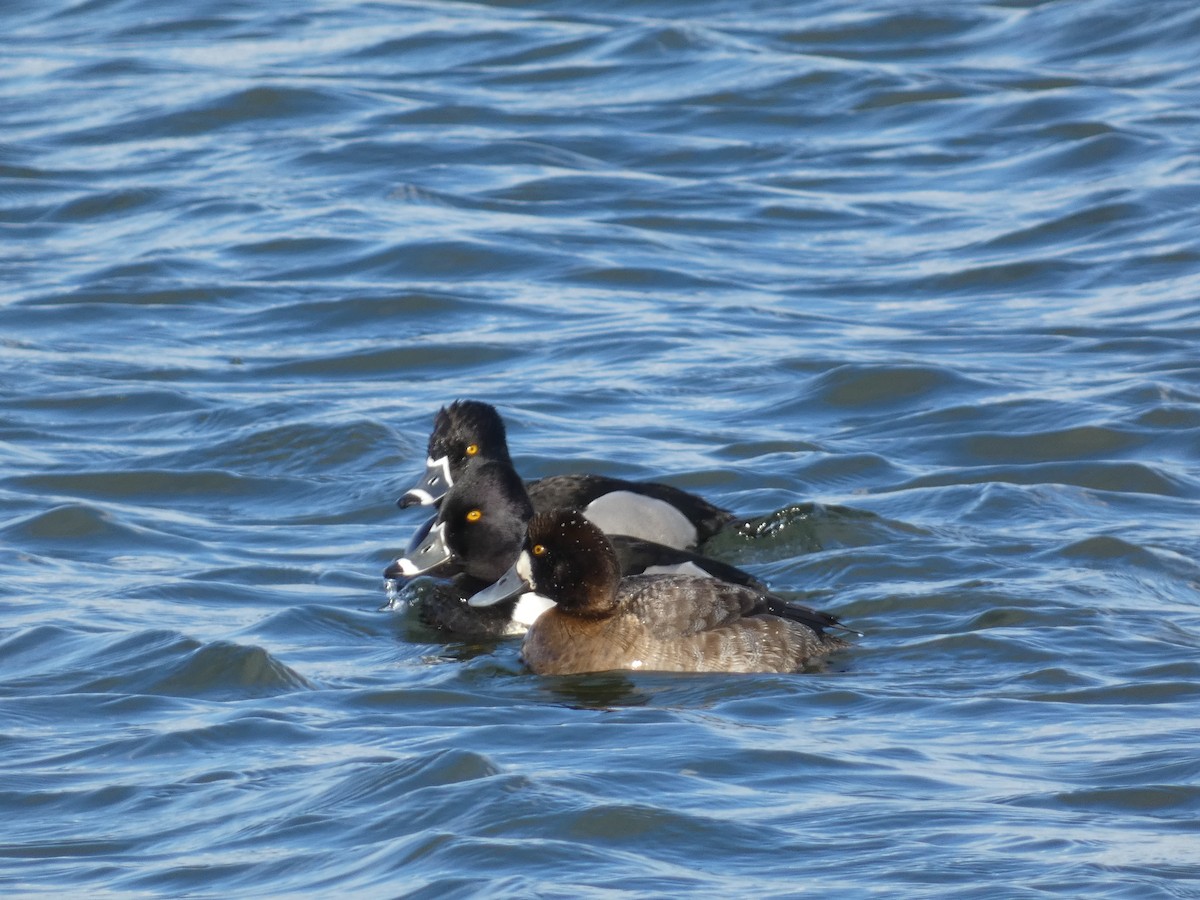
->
511, 592, 556, 629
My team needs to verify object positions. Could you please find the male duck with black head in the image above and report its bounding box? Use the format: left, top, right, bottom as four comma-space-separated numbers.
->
470, 510, 851, 675
396, 400, 735, 550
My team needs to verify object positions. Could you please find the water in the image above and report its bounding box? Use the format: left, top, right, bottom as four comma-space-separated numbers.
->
3, 0, 1200, 895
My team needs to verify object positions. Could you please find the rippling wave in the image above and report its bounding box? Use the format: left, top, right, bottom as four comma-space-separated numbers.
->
3, 0, 1199, 895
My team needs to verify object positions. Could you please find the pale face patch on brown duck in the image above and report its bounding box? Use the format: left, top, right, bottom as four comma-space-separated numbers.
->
516, 549, 535, 588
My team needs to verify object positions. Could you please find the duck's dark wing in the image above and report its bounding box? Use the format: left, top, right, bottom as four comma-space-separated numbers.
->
757, 594, 853, 637
616, 574, 773, 638
617, 574, 849, 640
526, 474, 734, 542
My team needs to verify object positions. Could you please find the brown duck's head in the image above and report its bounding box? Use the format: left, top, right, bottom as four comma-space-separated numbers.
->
522, 509, 622, 617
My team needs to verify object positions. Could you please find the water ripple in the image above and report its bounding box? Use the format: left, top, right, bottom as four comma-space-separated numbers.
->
4, 0, 1200, 895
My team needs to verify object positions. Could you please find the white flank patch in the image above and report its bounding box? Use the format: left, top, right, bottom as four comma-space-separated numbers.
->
640, 561, 711, 579
583, 491, 697, 549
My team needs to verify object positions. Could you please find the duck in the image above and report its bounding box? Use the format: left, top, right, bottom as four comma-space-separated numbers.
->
395, 400, 735, 550
469, 509, 851, 675
384, 458, 847, 641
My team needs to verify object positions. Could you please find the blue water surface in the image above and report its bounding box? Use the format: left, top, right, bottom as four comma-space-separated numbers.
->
3, 0, 1200, 896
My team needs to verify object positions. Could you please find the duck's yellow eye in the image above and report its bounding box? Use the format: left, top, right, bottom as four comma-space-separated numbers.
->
466, 509, 482, 522
531, 544, 546, 556
465, 443, 479, 456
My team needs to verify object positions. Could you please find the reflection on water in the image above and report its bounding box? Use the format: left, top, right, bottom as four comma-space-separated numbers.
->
536, 672, 653, 711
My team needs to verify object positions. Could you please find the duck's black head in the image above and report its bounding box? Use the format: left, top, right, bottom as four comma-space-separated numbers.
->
429, 400, 513, 475
437, 459, 534, 583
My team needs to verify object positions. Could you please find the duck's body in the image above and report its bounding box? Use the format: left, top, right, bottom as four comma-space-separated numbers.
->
386, 459, 844, 641
522, 574, 842, 675
526, 474, 733, 550
401, 575, 553, 639
470, 510, 851, 675
396, 400, 734, 549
